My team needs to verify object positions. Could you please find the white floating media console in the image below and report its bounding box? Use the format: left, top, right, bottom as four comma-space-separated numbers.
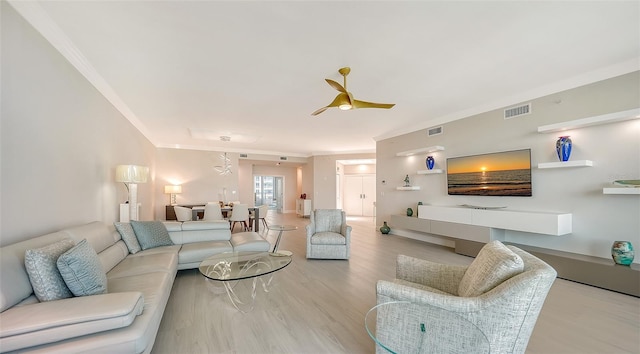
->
417, 205, 572, 236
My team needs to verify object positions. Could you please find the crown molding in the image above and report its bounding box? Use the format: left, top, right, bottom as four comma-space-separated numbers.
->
374, 58, 640, 142
7, 0, 158, 146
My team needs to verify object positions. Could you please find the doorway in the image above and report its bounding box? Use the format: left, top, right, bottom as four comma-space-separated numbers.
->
337, 160, 376, 217
343, 175, 376, 216
254, 175, 284, 213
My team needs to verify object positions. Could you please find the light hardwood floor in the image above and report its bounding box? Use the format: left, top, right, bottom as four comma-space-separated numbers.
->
153, 212, 640, 354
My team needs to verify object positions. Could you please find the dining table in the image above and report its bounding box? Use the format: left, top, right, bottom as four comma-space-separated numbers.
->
190, 205, 262, 232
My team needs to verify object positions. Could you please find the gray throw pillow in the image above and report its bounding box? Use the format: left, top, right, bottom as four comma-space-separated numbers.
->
130, 221, 174, 250
24, 238, 76, 302
57, 239, 108, 296
114, 222, 142, 254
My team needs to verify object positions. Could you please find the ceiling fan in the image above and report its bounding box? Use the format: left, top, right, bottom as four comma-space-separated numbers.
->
311, 67, 395, 116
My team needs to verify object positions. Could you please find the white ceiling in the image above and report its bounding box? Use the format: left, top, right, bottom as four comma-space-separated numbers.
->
11, 1, 639, 157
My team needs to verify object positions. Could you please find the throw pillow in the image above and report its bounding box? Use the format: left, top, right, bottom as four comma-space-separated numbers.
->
130, 221, 174, 250
57, 239, 108, 296
458, 240, 524, 297
114, 222, 142, 254
24, 238, 76, 302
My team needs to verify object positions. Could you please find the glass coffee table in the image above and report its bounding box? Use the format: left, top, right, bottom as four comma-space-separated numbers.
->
199, 251, 291, 312
269, 224, 298, 255
365, 301, 490, 353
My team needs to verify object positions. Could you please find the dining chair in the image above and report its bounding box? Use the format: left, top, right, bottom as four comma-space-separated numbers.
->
173, 206, 192, 222
228, 204, 250, 232
250, 204, 269, 230
203, 202, 225, 221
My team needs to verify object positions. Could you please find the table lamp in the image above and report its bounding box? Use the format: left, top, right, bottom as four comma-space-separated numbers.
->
164, 185, 182, 205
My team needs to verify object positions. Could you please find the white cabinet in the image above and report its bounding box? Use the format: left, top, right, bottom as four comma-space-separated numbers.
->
296, 199, 312, 217
417, 205, 572, 236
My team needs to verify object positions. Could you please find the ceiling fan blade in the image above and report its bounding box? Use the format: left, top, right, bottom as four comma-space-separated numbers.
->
311, 106, 329, 116
352, 99, 395, 110
311, 93, 352, 116
325, 79, 346, 93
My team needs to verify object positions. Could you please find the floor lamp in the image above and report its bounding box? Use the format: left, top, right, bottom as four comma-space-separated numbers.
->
116, 165, 149, 221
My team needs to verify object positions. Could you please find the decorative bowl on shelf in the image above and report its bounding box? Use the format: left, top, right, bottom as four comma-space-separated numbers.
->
613, 180, 640, 187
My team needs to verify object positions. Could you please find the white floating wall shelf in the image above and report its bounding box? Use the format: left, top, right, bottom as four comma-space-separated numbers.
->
537, 108, 640, 133
417, 169, 444, 174
603, 188, 640, 195
396, 146, 445, 157
538, 160, 593, 169
396, 186, 421, 191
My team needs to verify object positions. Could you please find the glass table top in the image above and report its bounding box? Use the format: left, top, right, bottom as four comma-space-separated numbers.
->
199, 251, 292, 282
269, 224, 298, 231
365, 301, 490, 354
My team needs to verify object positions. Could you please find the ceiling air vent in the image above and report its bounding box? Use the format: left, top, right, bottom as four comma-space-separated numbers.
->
427, 126, 443, 137
240, 153, 248, 158
280, 156, 288, 161
504, 103, 531, 119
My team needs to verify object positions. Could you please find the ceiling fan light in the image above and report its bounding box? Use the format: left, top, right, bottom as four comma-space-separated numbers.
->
339, 104, 352, 110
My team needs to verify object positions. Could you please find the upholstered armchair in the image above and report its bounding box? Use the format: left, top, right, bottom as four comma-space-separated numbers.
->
375, 241, 557, 354
305, 209, 351, 259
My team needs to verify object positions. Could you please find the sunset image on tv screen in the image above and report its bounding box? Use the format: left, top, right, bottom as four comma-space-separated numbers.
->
447, 149, 532, 196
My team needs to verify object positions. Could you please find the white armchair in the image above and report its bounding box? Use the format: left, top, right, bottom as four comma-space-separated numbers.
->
203, 202, 225, 221
173, 206, 192, 222
305, 209, 351, 259
375, 241, 557, 354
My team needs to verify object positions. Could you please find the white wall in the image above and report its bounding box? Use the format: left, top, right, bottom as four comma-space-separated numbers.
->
1, 3, 156, 246
311, 153, 376, 209
377, 72, 640, 262
154, 149, 304, 219
154, 148, 239, 219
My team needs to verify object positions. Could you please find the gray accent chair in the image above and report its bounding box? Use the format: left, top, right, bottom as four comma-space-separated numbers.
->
375, 241, 557, 354
305, 209, 351, 259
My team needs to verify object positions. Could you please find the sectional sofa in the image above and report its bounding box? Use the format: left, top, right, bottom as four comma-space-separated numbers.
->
0, 220, 269, 353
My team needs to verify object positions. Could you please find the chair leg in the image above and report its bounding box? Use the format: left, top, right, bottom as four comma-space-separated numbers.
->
261, 218, 268, 229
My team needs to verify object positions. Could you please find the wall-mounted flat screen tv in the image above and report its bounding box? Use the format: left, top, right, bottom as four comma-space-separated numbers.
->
447, 149, 532, 196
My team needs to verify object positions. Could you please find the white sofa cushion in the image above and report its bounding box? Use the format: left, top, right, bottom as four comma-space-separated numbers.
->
57, 239, 108, 297
60, 221, 117, 255
179, 241, 233, 265
230, 232, 271, 252
310, 232, 346, 245
108, 252, 178, 280
162, 221, 183, 232
0, 292, 143, 352
458, 240, 524, 297
24, 238, 75, 302
107, 271, 176, 353
114, 222, 142, 254
181, 221, 230, 231
98, 240, 129, 274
